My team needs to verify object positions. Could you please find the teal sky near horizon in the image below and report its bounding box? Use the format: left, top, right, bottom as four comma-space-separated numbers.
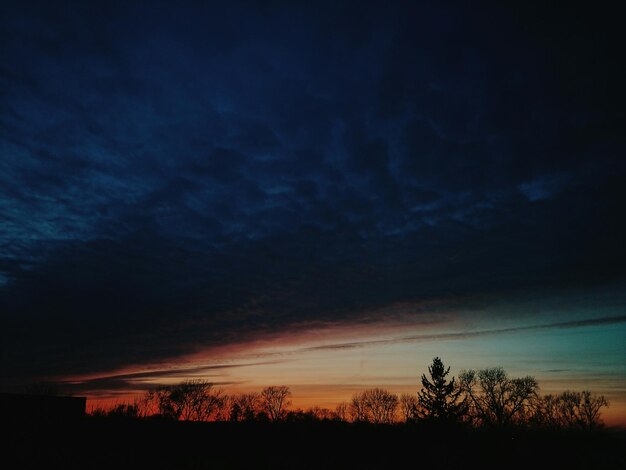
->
67, 286, 626, 425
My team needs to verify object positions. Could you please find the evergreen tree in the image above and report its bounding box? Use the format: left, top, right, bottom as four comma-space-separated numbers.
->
417, 357, 465, 421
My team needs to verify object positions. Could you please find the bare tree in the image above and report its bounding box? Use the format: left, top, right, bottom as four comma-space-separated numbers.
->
350, 393, 368, 422
261, 386, 291, 421
399, 393, 419, 422
578, 391, 609, 430
365, 388, 398, 424
459, 367, 538, 427
551, 391, 608, 430
147, 379, 224, 421
135, 391, 160, 418
152, 386, 179, 419
230, 393, 262, 422
532, 393, 562, 429
105, 403, 140, 418
533, 391, 609, 430
307, 406, 333, 420
335, 401, 349, 422
213, 393, 231, 421
351, 388, 398, 424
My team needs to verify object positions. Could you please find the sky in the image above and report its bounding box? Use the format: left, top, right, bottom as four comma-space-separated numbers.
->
1, 1, 625, 424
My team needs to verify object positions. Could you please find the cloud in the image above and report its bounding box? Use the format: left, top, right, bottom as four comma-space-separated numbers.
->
0, 1, 625, 387
518, 174, 572, 202
240, 315, 626, 357
60, 360, 281, 394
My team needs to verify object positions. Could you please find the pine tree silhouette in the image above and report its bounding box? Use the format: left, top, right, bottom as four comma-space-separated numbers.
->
417, 357, 465, 421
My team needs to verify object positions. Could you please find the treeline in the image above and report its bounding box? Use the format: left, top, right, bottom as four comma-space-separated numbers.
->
92, 358, 609, 430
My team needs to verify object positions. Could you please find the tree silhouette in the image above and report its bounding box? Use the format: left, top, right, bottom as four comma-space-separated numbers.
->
261, 386, 291, 421
229, 393, 261, 422
532, 393, 562, 429
350, 388, 398, 424
533, 390, 609, 430
417, 357, 465, 422
146, 379, 225, 421
364, 388, 398, 424
335, 401, 349, 422
459, 367, 538, 427
556, 390, 607, 430
578, 391, 609, 430
103, 403, 140, 419
350, 393, 367, 422
84, 364, 609, 432
399, 393, 419, 422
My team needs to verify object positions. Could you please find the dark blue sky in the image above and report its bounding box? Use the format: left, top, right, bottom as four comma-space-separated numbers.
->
1, 1, 625, 387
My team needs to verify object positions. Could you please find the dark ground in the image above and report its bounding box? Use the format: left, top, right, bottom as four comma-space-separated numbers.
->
6, 419, 626, 469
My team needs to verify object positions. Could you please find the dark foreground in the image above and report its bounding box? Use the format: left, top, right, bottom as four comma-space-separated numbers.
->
7, 420, 626, 469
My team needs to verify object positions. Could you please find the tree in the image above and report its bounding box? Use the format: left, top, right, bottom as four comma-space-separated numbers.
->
532, 393, 562, 429
578, 391, 609, 430
136, 390, 160, 418
284, 406, 334, 422
335, 402, 349, 422
307, 406, 333, 420
104, 403, 139, 419
147, 379, 225, 421
459, 367, 538, 427
350, 393, 368, 422
229, 393, 261, 422
261, 386, 291, 421
350, 388, 398, 424
399, 393, 419, 422
534, 391, 608, 430
364, 388, 398, 424
417, 357, 465, 422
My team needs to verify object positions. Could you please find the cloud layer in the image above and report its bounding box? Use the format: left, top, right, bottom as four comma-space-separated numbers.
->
1, 1, 625, 385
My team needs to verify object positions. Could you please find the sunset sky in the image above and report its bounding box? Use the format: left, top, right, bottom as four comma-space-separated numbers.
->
1, 2, 625, 425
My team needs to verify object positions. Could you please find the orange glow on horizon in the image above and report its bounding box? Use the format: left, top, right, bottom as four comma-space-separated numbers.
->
70, 308, 626, 427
